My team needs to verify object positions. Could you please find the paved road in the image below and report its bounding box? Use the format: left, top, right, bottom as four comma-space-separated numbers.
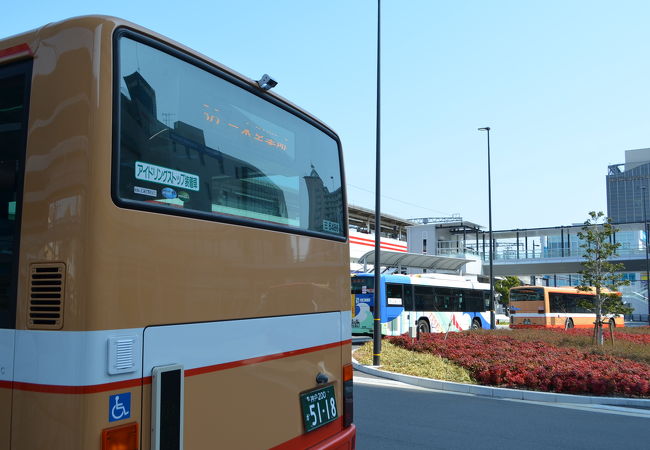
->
354, 372, 650, 450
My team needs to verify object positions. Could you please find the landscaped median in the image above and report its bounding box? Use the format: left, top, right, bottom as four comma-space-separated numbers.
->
353, 328, 650, 401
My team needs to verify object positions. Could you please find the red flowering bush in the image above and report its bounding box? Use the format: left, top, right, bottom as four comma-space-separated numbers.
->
557, 327, 650, 345
387, 332, 650, 397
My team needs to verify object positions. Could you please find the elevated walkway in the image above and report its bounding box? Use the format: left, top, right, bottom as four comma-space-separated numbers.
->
460, 222, 649, 276
490, 248, 650, 276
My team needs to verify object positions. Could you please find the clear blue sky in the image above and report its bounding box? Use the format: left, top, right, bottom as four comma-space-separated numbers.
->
4, 1, 650, 230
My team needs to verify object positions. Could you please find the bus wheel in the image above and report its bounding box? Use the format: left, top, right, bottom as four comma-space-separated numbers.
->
417, 319, 430, 334
471, 319, 481, 330
565, 319, 574, 329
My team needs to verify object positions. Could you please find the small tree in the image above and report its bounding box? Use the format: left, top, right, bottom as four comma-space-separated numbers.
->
495, 276, 522, 314
576, 211, 632, 345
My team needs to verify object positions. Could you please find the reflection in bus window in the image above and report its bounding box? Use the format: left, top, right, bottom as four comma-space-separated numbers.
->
117, 37, 344, 237
0, 68, 28, 329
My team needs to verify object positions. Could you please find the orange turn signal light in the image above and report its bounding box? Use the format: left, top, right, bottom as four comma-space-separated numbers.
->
102, 422, 138, 450
343, 363, 353, 382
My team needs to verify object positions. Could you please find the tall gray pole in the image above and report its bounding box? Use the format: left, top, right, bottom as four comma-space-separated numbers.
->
641, 186, 650, 325
478, 127, 496, 329
373, 0, 382, 365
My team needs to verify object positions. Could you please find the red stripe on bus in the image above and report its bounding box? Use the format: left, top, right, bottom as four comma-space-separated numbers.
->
12, 377, 142, 395
185, 339, 351, 378
10, 339, 352, 394
0, 43, 32, 59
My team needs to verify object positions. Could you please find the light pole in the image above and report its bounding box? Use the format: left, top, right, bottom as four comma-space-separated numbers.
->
641, 186, 650, 324
373, 0, 382, 365
478, 127, 496, 329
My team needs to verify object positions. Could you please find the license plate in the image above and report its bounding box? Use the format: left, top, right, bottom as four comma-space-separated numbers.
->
300, 384, 338, 432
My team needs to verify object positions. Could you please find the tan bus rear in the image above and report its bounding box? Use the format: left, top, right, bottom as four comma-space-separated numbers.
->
0, 16, 355, 449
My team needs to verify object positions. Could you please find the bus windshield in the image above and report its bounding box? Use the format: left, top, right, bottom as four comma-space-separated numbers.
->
351, 276, 374, 294
116, 35, 345, 237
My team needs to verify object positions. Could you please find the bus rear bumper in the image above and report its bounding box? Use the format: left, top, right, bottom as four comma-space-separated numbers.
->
311, 424, 356, 450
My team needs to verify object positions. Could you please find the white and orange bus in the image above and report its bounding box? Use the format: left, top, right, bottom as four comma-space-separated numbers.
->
509, 286, 624, 329
0, 16, 355, 449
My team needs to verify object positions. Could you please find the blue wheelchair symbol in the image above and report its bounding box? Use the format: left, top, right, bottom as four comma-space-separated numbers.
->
109, 393, 131, 422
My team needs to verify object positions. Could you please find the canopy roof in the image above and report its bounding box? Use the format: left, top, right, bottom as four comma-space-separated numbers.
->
357, 250, 471, 272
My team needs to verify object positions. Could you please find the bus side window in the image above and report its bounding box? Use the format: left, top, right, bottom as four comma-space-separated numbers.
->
403, 285, 414, 311
386, 283, 403, 306
435, 288, 452, 312
577, 295, 593, 313
414, 285, 434, 311
549, 293, 562, 312
466, 290, 483, 312
455, 290, 464, 312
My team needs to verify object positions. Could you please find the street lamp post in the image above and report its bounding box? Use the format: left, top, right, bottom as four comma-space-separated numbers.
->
373, 0, 382, 366
478, 127, 496, 329
641, 186, 650, 324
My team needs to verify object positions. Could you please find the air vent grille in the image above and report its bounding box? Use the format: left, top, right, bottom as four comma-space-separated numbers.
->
108, 336, 137, 374
28, 263, 65, 329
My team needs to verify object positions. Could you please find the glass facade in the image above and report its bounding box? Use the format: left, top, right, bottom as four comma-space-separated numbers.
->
606, 161, 650, 224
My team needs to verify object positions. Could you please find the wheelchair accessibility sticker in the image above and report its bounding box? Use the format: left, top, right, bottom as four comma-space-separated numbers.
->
109, 393, 131, 422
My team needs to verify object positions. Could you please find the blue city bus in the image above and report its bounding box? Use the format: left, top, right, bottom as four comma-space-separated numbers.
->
351, 273, 491, 335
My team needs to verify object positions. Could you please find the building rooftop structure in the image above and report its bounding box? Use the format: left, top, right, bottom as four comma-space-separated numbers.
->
607, 148, 650, 224
348, 204, 413, 240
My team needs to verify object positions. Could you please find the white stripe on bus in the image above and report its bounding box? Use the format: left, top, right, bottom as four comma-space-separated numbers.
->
2, 311, 351, 386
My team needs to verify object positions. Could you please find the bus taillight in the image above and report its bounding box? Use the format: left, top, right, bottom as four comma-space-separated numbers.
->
101, 422, 138, 450
343, 363, 354, 428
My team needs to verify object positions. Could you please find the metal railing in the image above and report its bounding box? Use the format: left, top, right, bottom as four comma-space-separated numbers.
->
436, 243, 649, 263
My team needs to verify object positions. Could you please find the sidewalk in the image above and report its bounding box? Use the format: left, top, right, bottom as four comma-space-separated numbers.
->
352, 356, 650, 409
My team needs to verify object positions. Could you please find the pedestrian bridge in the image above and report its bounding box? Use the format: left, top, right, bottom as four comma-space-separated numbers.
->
433, 221, 649, 277
488, 247, 649, 277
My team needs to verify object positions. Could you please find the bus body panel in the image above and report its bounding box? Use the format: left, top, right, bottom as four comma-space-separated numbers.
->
13, 16, 350, 333
9, 328, 144, 449
0, 331, 14, 446
1, 16, 354, 449
141, 313, 347, 449
11, 385, 144, 449
8, 316, 351, 449
381, 310, 491, 335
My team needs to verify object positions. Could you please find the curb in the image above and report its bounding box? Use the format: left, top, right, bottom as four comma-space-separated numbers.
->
351, 357, 650, 408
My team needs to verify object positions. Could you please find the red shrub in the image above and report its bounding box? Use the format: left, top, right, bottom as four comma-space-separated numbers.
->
387, 332, 650, 397
558, 327, 650, 345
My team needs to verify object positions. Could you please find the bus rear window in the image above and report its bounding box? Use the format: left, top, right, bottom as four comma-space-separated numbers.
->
510, 288, 544, 301
114, 34, 344, 238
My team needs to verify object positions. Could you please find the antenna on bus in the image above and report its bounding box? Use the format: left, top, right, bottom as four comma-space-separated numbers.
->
257, 74, 278, 90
